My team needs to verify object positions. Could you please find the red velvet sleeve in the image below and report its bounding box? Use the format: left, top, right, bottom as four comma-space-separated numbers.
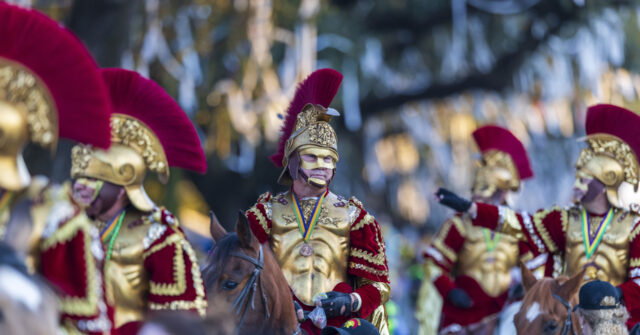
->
472, 202, 567, 255
143, 215, 207, 318
433, 273, 456, 298
620, 218, 640, 315
424, 216, 466, 272
39, 212, 113, 335
348, 197, 389, 284
245, 192, 273, 244
354, 283, 382, 318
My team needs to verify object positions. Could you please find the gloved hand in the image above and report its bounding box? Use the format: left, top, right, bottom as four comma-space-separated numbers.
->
436, 188, 472, 213
447, 288, 473, 309
320, 292, 354, 318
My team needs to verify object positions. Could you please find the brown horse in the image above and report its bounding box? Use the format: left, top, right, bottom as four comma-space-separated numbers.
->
202, 212, 299, 335
514, 264, 585, 335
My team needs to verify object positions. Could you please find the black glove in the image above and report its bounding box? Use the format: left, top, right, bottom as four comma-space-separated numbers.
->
447, 288, 473, 309
436, 188, 472, 213
320, 292, 354, 318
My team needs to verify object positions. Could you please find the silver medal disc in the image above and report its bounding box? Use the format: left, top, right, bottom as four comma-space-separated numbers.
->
300, 243, 313, 257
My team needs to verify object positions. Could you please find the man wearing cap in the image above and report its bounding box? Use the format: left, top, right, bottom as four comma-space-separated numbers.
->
69, 68, 207, 335
436, 104, 640, 328
575, 280, 629, 335
245, 69, 390, 334
0, 3, 115, 334
425, 125, 538, 334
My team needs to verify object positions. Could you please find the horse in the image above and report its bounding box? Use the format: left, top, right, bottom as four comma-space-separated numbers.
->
201, 211, 300, 335
514, 263, 585, 335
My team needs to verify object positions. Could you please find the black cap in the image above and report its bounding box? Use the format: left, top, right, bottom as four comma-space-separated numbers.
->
577, 280, 621, 310
320, 318, 380, 335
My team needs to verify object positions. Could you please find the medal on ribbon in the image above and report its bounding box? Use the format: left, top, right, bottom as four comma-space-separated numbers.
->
482, 228, 501, 252
292, 190, 327, 257
581, 208, 614, 259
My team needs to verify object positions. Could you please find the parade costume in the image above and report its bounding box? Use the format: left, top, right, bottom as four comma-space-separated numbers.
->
425, 126, 535, 333
70, 69, 208, 335
0, 3, 114, 334
246, 69, 390, 335
439, 104, 640, 328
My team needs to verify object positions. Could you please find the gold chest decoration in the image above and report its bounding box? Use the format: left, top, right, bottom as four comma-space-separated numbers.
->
270, 191, 350, 305
455, 218, 519, 297
98, 212, 151, 328
564, 208, 633, 286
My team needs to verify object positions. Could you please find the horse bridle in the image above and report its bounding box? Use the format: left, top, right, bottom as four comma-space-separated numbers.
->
229, 245, 302, 335
552, 294, 577, 335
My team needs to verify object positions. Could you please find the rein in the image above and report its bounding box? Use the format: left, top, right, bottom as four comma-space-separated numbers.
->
229, 245, 302, 335
552, 294, 577, 335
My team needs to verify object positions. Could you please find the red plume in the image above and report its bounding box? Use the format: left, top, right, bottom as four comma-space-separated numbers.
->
270, 69, 343, 167
0, 3, 111, 148
101, 68, 206, 174
586, 104, 640, 161
472, 125, 533, 180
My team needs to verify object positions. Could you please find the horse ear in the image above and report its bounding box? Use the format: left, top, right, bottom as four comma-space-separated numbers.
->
236, 210, 257, 248
558, 268, 585, 301
209, 210, 227, 242
520, 261, 537, 292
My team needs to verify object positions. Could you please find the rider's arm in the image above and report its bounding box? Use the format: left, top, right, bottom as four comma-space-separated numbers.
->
618, 217, 640, 313
423, 216, 466, 298
143, 212, 206, 317
471, 203, 567, 256
347, 197, 390, 318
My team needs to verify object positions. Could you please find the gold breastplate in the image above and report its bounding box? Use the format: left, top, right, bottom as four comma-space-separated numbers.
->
98, 212, 150, 328
455, 219, 519, 297
564, 209, 633, 286
270, 191, 350, 305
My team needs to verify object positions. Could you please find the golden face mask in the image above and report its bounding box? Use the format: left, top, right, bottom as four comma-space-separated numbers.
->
298, 146, 337, 188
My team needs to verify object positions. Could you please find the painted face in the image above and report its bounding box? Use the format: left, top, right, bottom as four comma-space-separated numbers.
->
72, 177, 103, 208
298, 147, 337, 188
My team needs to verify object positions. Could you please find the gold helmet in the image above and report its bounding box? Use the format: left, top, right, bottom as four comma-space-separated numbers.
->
471, 125, 534, 198
0, 3, 112, 191
71, 69, 206, 212
270, 69, 343, 187
575, 104, 640, 208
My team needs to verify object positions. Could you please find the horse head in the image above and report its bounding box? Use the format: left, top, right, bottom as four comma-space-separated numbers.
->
514, 263, 585, 335
202, 211, 298, 335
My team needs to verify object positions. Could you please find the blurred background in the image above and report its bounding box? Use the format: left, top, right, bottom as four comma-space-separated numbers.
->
12, 0, 640, 333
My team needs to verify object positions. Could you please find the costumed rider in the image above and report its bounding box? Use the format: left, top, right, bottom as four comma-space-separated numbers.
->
436, 104, 640, 329
69, 68, 208, 335
0, 3, 114, 334
245, 69, 391, 335
425, 125, 538, 334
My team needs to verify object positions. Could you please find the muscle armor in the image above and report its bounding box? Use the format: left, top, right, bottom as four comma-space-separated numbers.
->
454, 218, 519, 297
269, 191, 351, 305
95, 208, 206, 329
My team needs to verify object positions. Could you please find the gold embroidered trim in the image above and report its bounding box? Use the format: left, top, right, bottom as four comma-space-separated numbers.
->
630, 258, 640, 268
183, 239, 207, 317
533, 208, 559, 253
431, 220, 458, 262
351, 213, 375, 231
351, 247, 386, 266
148, 235, 187, 296
59, 225, 99, 316
40, 214, 86, 251
247, 205, 270, 235
143, 233, 182, 258
630, 219, 640, 241
350, 262, 389, 277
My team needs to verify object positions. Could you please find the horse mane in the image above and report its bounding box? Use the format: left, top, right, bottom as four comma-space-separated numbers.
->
202, 233, 240, 289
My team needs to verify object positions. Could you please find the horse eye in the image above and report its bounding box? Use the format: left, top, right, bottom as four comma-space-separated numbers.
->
222, 279, 238, 291
544, 321, 558, 333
